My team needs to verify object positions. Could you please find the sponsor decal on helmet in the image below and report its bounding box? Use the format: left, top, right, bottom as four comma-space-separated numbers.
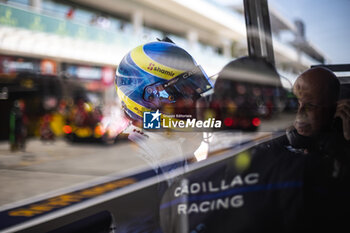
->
130, 45, 184, 80
147, 63, 155, 71
147, 63, 175, 77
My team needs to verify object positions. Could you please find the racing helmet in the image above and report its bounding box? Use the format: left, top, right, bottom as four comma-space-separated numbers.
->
115, 40, 213, 122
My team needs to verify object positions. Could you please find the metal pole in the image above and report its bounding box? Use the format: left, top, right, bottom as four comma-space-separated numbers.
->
243, 0, 275, 66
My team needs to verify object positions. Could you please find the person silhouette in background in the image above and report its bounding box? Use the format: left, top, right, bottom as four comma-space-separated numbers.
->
9, 100, 27, 151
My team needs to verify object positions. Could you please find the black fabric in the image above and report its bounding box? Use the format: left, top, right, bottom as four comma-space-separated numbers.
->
113, 134, 349, 233
303, 136, 350, 232
160, 135, 308, 233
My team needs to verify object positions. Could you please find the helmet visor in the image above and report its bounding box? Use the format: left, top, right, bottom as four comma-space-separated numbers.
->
143, 65, 213, 108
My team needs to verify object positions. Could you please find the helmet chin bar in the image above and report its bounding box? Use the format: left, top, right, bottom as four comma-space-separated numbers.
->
143, 65, 213, 109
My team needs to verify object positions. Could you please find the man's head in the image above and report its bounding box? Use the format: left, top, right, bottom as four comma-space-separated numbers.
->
293, 67, 339, 137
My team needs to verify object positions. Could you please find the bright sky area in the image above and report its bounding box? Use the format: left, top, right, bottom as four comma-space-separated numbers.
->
214, 0, 350, 64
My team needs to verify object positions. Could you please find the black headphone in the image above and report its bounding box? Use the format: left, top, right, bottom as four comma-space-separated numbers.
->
286, 117, 344, 156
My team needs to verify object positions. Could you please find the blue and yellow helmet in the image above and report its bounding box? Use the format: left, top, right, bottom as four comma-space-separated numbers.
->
115, 41, 212, 122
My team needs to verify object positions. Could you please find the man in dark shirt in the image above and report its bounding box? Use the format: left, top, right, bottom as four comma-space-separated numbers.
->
160, 65, 350, 233
286, 67, 350, 232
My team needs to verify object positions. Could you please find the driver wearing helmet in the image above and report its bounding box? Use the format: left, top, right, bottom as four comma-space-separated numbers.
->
115, 38, 212, 174
115, 38, 213, 232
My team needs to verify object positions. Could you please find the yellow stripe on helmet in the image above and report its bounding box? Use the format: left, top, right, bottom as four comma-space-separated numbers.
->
116, 85, 186, 130
130, 45, 185, 80
116, 84, 151, 117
